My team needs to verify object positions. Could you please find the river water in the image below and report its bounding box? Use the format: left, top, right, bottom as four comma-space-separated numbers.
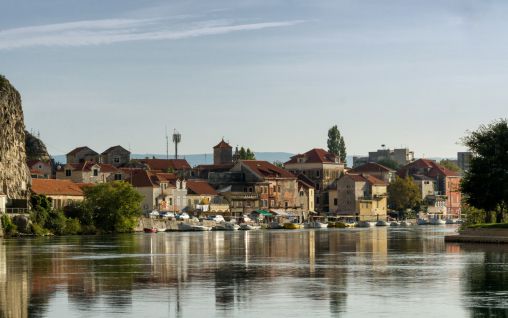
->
0, 226, 507, 318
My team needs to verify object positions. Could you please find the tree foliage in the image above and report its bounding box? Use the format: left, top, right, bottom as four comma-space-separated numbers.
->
81, 181, 143, 233
238, 147, 256, 160
462, 119, 508, 223
327, 125, 347, 163
388, 176, 422, 212
439, 159, 461, 172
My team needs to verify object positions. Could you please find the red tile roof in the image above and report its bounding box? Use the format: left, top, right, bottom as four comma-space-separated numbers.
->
133, 159, 191, 171
349, 162, 395, 174
285, 148, 340, 165
398, 159, 460, 178
214, 139, 232, 149
187, 180, 218, 195
344, 174, 387, 186
241, 160, 296, 179
31, 179, 84, 196
128, 170, 179, 188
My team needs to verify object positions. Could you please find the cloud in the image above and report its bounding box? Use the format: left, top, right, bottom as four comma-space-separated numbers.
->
0, 18, 303, 50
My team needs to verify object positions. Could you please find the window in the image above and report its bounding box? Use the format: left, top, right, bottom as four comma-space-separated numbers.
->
169, 198, 173, 206
65, 170, 72, 177
246, 201, 251, 208
316, 184, 320, 190
270, 200, 275, 206
334, 198, 338, 206
93, 169, 99, 177
114, 174, 122, 180
300, 191, 304, 197
277, 186, 281, 193
113, 156, 120, 163
284, 202, 288, 209
316, 170, 320, 177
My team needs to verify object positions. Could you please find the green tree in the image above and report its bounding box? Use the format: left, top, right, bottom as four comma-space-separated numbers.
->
82, 181, 143, 233
388, 176, 422, 213
439, 159, 461, 172
376, 159, 400, 170
273, 161, 284, 168
327, 125, 347, 163
238, 146, 256, 160
462, 119, 508, 223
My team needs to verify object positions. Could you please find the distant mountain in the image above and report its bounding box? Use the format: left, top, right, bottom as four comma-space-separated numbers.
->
51, 152, 296, 167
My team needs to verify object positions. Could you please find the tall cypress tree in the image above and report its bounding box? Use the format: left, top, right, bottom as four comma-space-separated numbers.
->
328, 125, 347, 163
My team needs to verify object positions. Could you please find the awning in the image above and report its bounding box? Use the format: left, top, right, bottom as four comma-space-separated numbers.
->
253, 209, 272, 217
270, 209, 294, 217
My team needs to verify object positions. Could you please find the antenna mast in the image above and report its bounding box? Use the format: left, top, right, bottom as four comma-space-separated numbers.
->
165, 126, 169, 160
173, 129, 181, 160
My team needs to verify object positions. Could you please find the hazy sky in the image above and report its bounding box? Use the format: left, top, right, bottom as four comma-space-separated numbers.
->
1, 0, 507, 158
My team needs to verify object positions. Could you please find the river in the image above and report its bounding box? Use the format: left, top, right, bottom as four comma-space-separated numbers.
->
0, 226, 507, 317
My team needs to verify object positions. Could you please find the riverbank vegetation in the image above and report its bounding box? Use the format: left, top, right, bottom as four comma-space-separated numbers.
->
2, 181, 142, 236
461, 119, 508, 224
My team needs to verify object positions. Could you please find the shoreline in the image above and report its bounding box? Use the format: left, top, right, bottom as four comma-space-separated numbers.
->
445, 228, 508, 244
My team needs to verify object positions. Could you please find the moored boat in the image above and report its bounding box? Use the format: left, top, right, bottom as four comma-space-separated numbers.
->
143, 227, 157, 233
283, 223, 303, 230
417, 219, 429, 225
357, 221, 376, 228
376, 220, 389, 227
400, 220, 412, 226
390, 221, 400, 226
269, 222, 284, 229
429, 218, 446, 225
239, 224, 261, 230
192, 225, 212, 231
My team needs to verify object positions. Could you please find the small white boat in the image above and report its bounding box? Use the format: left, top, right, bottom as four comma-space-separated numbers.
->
390, 221, 400, 226
157, 228, 167, 232
304, 221, 329, 229
357, 221, 376, 228
429, 218, 446, 225
445, 219, 455, 225
192, 225, 212, 231
376, 220, 389, 227
400, 220, 412, 226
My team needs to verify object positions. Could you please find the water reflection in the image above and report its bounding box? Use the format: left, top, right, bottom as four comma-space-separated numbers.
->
0, 227, 505, 317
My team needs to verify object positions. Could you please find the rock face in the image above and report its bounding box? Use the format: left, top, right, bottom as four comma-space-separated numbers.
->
0, 75, 31, 200
25, 130, 50, 161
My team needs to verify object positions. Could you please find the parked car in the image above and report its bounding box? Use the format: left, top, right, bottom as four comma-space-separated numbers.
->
148, 210, 160, 218
176, 212, 190, 220
160, 212, 175, 219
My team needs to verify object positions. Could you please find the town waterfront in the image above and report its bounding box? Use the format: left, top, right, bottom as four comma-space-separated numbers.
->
1, 226, 507, 317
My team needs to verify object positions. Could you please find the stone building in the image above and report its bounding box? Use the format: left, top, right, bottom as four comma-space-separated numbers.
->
100, 145, 131, 167
27, 160, 53, 179
348, 162, 395, 183
56, 162, 121, 184
368, 148, 414, 167
66, 146, 100, 164
128, 170, 187, 213
31, 179, 85, 210
284, 148, 344, 213
214, 139, 233, 165
330, 174, 388, 221
130, 158, 192, 177
398, 159, 462, 217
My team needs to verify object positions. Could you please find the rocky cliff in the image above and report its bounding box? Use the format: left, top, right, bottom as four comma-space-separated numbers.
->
25, 130, 50, 161
0, 75, 31, 199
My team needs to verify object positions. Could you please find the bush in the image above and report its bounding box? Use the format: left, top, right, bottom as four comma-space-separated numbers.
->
30, 223, 48, 236
65, 218, 81, 235
1, 215, 18, 236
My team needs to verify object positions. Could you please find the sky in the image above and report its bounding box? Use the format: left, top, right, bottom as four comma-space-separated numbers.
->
1, 0, 507, 158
